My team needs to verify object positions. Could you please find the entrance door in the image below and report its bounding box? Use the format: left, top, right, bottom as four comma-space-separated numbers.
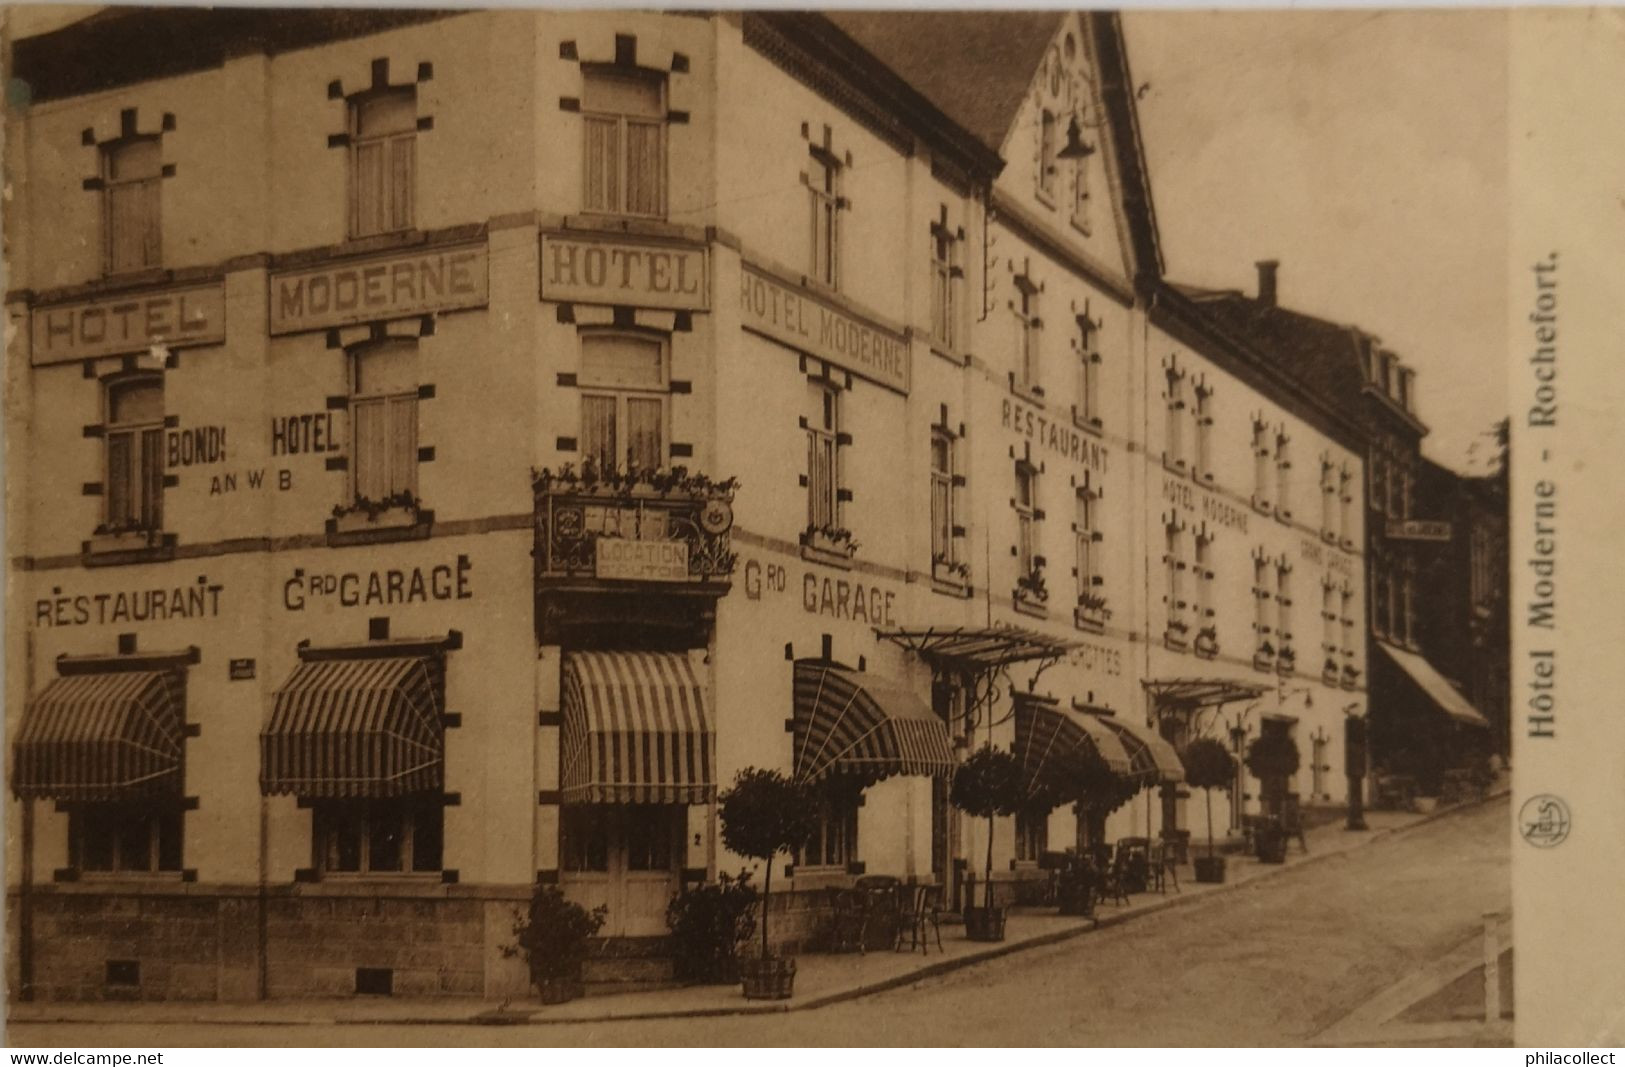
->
560, 805, 683, 937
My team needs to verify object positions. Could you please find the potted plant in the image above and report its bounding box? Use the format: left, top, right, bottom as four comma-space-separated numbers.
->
665, 869, 758, 985
1246, 732, 1301, 864
1015, 565, 1049, 604
1277, 645, 1297, 675
1194, 625, 1219, 658
503, 885, 607, 1004
950, 745, 1027, 941
1183, 737, 1237, 883
718, 768, 818, 999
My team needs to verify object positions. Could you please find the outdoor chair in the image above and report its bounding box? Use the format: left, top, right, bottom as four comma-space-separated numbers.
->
894, 882, 944, 955
1281, 795, 1310, 854
827, 888, 867, 954
1147, 841, 1181, 895
853, 874, 901, 951
1097, 846, 1130, 907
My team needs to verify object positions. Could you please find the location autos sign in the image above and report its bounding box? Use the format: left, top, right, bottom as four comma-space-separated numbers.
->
1386, 519, 1453, 542
595, 538, 691, 582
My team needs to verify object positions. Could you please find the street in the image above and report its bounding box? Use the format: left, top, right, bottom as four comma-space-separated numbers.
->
10, 797, 1510, 1047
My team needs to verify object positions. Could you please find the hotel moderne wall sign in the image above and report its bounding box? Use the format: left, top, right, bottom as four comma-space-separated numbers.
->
270, 243, 490, 334
740, 262, 910, 394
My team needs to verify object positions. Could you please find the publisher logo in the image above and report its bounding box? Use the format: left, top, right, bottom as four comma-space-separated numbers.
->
1519, 794, 1571, 848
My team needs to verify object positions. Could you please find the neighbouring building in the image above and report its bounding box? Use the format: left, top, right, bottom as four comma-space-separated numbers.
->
6, 8, 1401, 1004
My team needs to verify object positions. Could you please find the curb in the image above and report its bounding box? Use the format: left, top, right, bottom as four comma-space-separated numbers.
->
8, 790, 1509, 1031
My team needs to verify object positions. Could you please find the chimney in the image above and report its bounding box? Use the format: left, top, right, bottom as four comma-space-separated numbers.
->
1255, 259, 1279, 306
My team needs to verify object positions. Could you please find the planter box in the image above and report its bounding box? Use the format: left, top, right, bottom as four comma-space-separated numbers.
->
963, 905, 1007, 942
1193, 856, 1227, 883
740, 955, 796, 1000
1255, 831, 1288, 864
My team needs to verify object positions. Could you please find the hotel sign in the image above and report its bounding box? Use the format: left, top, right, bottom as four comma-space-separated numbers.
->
1387, 519, 1453, 542
740, 263, 909, 394
29, 284, 225, 366
269, 244, 488, 335
596, 538, 692, 582
541, 235, 708, 311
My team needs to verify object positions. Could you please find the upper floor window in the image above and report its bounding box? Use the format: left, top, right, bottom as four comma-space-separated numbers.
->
104, 376, 164, 533
930, 213, 961, 349
1274, 432, 1292, 519
1370, 560, 1389, 640
1074, 486, 1100, 604
580, 331, 667, 473
1015, 276, 1042, 392
1320, 457, 1337, 539
1193, 384, 1213, 482
1014, 463, 1040, 578
1370, 449, 1387, 515
1340, 583, 1356, 656
1038, 109, 1058, 202
1164, 524, 1186, 633
1252, 419, 1271, 507
350, 341, 420, 507
930, 429, 958, 568
1076, 317, 1101, 428
1275, 559, 1293, 649
808, 142, 843, 288
1164, 369, 1186, 470
1194, 533, 1214, 622
103, 136, 162, 273
351, 88, 417, 238
1322, 578, 1339, 654
807, 382, 841, 533
1253, 555, 1272, 652
583, 68, 666, 218
1338, 466, 1354, 544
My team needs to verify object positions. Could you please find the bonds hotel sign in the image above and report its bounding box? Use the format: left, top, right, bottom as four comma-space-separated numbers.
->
29, 284, 226, 366
740, 263, 909, 394
270, 244, 488, 335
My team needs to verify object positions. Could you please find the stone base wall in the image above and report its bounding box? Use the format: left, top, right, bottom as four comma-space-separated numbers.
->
7, 884, 528, 1002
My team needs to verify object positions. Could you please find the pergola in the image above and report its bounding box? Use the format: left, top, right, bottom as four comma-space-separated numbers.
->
876, 625, 1082, 733
1140, 677, 1270, 712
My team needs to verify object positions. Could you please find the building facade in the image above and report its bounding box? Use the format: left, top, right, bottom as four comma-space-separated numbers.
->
8, 8, 1384, 1003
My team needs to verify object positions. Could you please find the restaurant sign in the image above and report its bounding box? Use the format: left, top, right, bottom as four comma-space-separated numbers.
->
740, 263, 909, 394
596, 538, 691, 582
30, 284, 225, 365
1386, 519, 1453, 542
541, 234, 708, 311
269, 244, 488, 335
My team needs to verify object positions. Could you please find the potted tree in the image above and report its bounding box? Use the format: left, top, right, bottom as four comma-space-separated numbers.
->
950, 745, 1027, 942
1246, 732, 1301, 864
1184, 737, 1237, 883
503, 886, 607, 1004
718, 767, 817, 1000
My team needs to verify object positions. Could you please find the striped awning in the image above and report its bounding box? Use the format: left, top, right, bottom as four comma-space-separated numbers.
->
261, 656, 443, 798
792, 663, 955, 782
1014, 696, 1133, 804
12, 670, 185, 801
560, 651, 714, 804
1093, 712, 1187, 783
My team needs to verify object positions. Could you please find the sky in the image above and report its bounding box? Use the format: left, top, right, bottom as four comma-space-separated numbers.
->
1122, 9, 1510, 473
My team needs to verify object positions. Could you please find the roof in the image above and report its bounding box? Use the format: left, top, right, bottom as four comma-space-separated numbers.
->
821, 11, 1062, 156
1182, 288, 1429, 440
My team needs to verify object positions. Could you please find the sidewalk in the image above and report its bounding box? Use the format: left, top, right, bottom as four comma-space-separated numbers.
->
8, 794, 1502, 1030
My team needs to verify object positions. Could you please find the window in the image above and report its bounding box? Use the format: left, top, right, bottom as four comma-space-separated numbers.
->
1320, 458, 1337, 538
351, 88, 416, 238
1252, 420, 1271, 506
1015, 809, 1048, 863
1038, 109, 1058, 201
561, 807, 610, 872
1370, 448, 1387, 515
1164, 525, 1185, 632
1077, 318, 1101, 427
1274, 432, 1292, 517
1340, 584, 1355, 658
1074, 488, 1099, 603
1015, 279, 1041, 392
1400, 569, 1416, 646
930, 213, 959, 349
1310, 736, 1328, 799
930, 430, 957, 567
1193, 385, 1213, 480
70, 807, 182, 874
103, 136, 162, 273
1165, 370, 1186, 469
1275, 560, 1292, 648
350, 341, 419, 506
314, 797, 443, 874
809, 144, 842, 288
1194, 534, 1213, 622
1072, 128, 1091, 226
583, 68, 666, 218
104, 376, 164, 533
1339, 466, 1354, 544
807, 383, 840, 532
1322, 579, 1338, 655
580, 332, 666, 472
1015, 463, 1038, 577
625, 808, 676, 872
796, 790, 859, 869
1253, 555, 1272, 652
1371, 562, 1389, 639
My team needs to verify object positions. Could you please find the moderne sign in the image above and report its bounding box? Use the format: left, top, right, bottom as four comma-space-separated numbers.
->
740, 263, 909, 394
270, 244, 488, 335
596, 538, 691, 582
30, 284, 225, 365
541, 234, 708, 311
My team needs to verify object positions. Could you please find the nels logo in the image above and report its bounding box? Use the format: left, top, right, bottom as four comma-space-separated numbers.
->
1519, 794, 1570, 848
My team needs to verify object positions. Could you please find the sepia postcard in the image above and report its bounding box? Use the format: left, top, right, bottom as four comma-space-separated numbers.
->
1, 3, 1622, 1050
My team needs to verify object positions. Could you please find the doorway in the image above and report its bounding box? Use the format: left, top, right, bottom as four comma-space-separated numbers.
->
560, 805, 684, 938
